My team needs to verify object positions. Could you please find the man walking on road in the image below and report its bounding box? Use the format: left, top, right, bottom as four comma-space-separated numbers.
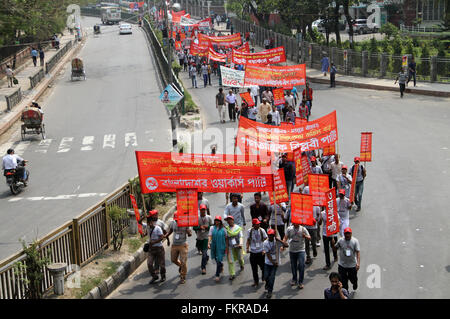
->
197, 192, 210, 216
302, 82, 313, 115
407, 56, 416, 87
330, 154, 344, 191
31, 47, 38, 67
332, 228, 360, 293
351, 157, 366, 212
263, 229, 288, 298
250, 192, 269, 231
194, 205, 213, 274
330, 62, 337, 88
209, 216, 227, 282
283, 222, 310, 289
305, 206, 320, 265
189, 63, 198, 88
279, 154, 295, 197
201, 62, 208, 88
166, 213, 192, 284
320, 209, 338, 270
247, 218, 267, 287
216, 88, 226, 123
146, 219, 166, 284
224, 194, 246, 227
225, 216, 244, 280
395, 68, 408, 98
258, 98, 272, 123
337, 190, 352, 237
225, 89, 237, 122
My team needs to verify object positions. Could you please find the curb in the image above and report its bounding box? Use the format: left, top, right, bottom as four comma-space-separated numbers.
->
83, 205, 176, 299
0, 38, 86, 137
306, 76, 450, 98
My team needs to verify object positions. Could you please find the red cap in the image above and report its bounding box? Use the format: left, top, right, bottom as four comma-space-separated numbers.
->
354, 157, 360, 162
252, 218, 261, 225
199, 204, 207, 210
148, 210, 158, 217
311, 156, 316, 162
339, 189, 346, 195
214, 216, 222, 222
344, 227, 352, 233
225, 215, 234, 220
342, 165, 348, 170
267, 229, 275, 235
173, 211, 178, 220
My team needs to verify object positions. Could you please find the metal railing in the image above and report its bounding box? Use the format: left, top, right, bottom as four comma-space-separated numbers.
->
400, 25, 443, 33
0, 182, 132, 299
5, 88, 22, 111
29, 68, 45, 89
45, 40, 74, 74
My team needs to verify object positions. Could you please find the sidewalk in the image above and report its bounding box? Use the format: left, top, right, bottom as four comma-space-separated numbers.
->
0, 33, 82, 136
213, 24, 450, 98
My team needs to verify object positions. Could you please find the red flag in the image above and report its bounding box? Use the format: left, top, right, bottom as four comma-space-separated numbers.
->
272, 88, 285, 106
360, 132, 372, 162
176, 189, 199, 227
269, 169, 289, 204
290, 193, 314, 226
325, 188, 340, 236
308, 173, 329, 206
239, 92, 255, 107
349, 163, 359, 203
130, 194, 144, 236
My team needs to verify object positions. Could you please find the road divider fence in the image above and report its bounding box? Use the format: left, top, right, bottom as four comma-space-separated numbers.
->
5, 88, 22, 112
45, 40, 74, 74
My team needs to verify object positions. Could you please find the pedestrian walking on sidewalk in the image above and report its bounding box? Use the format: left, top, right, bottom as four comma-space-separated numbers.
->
193, 205, 213, 274
330, 62, 337, 88
31, 48, 38, 67
5, 65, 14, 87
209, 216, 227, 282
332, 228, 360, 292
350, 157, 366, 212
283, 222, 310, 289
166, 212, 192, 284
321, 55, 329, 76
407, 56, 416, 87
225, 216, 244, 280
146, 219, 166, 284
246, 218, 267, 287
320, 209, 338, 270
225, 89, 237, 122
216, 88, 226, 123
324, 272, 349, 299
263, 229, 288, 298
39, 48, 45, 67
395, 68, 408, 98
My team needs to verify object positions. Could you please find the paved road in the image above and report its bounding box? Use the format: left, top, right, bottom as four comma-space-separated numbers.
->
0, 17, 172, 260
110, 68, 450, 298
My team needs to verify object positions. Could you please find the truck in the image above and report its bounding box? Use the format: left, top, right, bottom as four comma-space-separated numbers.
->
101, 6, 121, 25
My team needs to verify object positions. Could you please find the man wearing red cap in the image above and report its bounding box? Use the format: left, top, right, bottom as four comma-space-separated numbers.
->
337, 189, 352, 237
337, 165, 352, 198
197, 192, 210, 216
332, 227, 360, 292
146, 217, 166, 284
311, 156, 323, 174
193, 204, 213, 274
246, 218, 268, 287
330, 154, 344, 192
283, 222, 310, 289
263, 228, 288, 298
350, 157, 366, 212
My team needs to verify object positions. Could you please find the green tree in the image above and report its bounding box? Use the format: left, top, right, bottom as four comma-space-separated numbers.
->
379, 22, 399, 39
419, 43, 430, 77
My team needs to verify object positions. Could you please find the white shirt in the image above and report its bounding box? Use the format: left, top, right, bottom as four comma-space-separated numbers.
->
2, 154, 23, 170
285, 94, 295, 107
269, 110, 281, 126
250, 85, 259, 97
247, 227, 267, 253
330, 161, 344, 180
337, 197, 352, 220
248, 106, 258, 120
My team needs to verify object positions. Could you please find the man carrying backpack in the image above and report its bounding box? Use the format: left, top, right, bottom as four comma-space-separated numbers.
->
247, 218, 268, 287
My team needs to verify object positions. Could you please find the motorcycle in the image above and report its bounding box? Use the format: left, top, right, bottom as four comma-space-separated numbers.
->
4, 161, 29, 195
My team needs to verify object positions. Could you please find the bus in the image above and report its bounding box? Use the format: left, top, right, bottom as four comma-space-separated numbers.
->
101, 6, 122, 24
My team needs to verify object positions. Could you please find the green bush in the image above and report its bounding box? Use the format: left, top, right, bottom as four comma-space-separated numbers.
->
172, 61, 182, 78
418, 44, 430, 76
380, 22, 399, 39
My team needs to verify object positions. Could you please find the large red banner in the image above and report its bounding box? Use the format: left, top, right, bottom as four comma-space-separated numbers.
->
240, 92, 255, 107
236, 42, 250, 53
190, 42, 208, 56
199, 33, 242, 47
349, 163, 359, 202
208, 47, 226, 62
237, 111, 338, 153
130, 194, 144, 236
360, 132, 372, 162
244, 64, 306, 87
176, 189, 199, 227
273, 88, 285, 106
308, 173, 329, 206
232, 46, 286, 65
290, 193, 314, 226
325, 188, 340, 236
136, 151, 273, 193
269, 169, 289, 205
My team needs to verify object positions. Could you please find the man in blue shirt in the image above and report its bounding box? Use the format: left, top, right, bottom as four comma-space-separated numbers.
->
31, 48, 38, 67
324, 272, 349, 299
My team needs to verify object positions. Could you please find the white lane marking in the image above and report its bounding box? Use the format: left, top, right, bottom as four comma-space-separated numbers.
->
125, 132, 137, 147
57, 137, 74, 153
81, 136, 95, 151
78, 193, 99, 198
28, 197, 44, 201
43, 195, 78, 200
441, 147, 448, 150
14, 141, 31, 156
35, 139, 53, 153
8, 197, 23, 202
103, 134, 116, 149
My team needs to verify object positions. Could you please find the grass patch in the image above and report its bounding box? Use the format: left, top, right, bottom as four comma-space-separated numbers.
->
181, 84, 199, 113
125, 236, 146, 253
76, 277, 103, 299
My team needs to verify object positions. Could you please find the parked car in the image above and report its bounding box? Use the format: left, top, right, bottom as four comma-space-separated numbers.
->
119, 23, 132, 35
346, 19, 371, 34
312, 19, 326, 33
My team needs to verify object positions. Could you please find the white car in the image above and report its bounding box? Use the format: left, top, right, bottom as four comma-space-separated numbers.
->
119, 23, 132, 35
311, 19, 325, 33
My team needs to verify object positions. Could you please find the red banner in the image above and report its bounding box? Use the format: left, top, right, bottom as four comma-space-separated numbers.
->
175, 41, 182, 51
136, 151, 273, 193
301, 154, 312, 185
236, 42, 250, 53
232, 46, 286, 65
199, 32, 242, 47
349, 163, 359, 203
269, 169, 289, 205
176, 189, 199, 227
237, 111, 338, 153
244, 64, 306, 87
208, 47, 226, 62
130, 194, 144, 235
325, 188, 340, 236
308, 173, 329, 206
190, 42, 209, 56
290, 193, 314, 226
273, 88, 285, 106
180, 33, 186, 41
323, 143, 336, 156
360, 132, 372, 162
240, 92, 255, 107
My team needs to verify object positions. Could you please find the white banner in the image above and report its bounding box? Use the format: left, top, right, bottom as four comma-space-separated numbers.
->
220, 66, 248, 88
180, 16, 200, 26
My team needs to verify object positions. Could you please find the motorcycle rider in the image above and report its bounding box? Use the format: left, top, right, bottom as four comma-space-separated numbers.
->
2, 149, 27, 186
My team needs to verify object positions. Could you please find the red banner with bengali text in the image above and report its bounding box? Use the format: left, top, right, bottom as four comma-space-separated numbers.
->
308, 173, 329, 206
176, 189, 199, 227
325, 188, 340, 236
208, 47, 227, 62
236, 42, 250, 53
240, 92, 255, 107
190, 42, 209, 56
290, 193, 314, 226
199, 32, 241, 47
232, 46, 286, 65
175, 41, 182, 51
269, 169, 289, 205
273, 88, 285, 106
244, 64, 306, 87
360, 132, 372, 162
349, 163, 359, 202
130, 194, 144, 235
323, 143, 336, 156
